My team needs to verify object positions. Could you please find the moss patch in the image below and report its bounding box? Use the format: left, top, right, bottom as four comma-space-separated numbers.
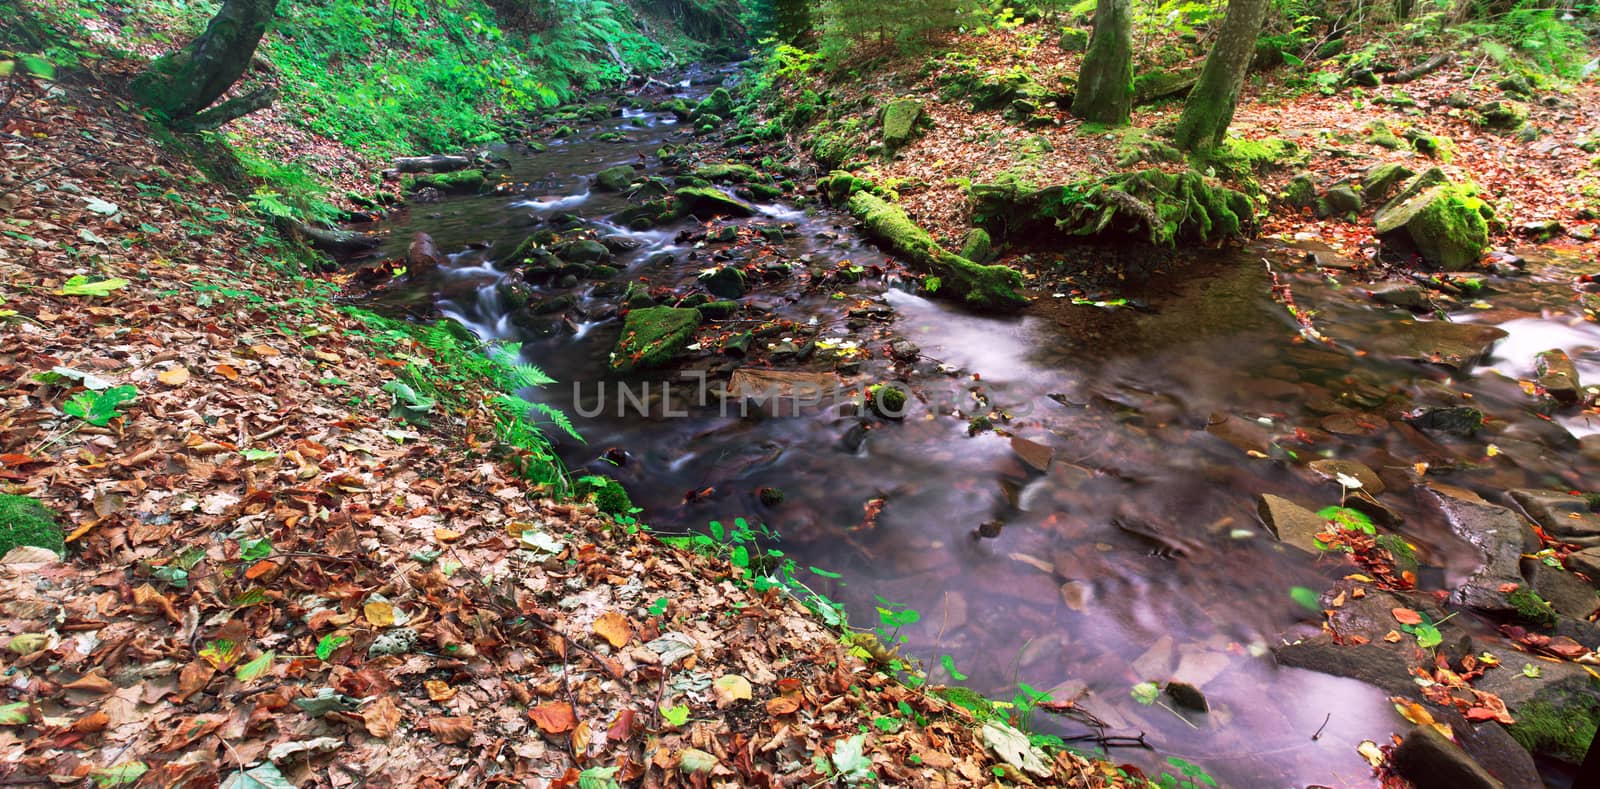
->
1509, 698, 1600, 764
881, 98, 923, 153
845, 191, 1026, 311
970, 169, 1256, 247
611, 306, 702, 372
693, 163, 759, 183
1374, 182, 1492, 270
403, 169, 487, 194
576, 475, 634, 516
674, 186, 755, 218
1210, 137, 1302, 178
1508, 586, 1559, 628
0, 495, 64, 557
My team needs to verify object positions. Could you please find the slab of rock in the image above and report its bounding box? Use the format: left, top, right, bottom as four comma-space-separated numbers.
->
1010, 437, 1054, 472
1256, 494, 1326, 553
1361, 320, 1507, 371
1307, 458, 1386, 494
1509, 489, 1600, 547
1535, 349, 1582, 404
1272, 637, 1414, 695
594, 165, 636, 192
1374, 183, 1492, 270
1525, 561, 1600, 618
1390, 725, 1505, 789
1565, 547, 1600, 586
1423, 486, 1529, 612
1205, 412, 1273, 455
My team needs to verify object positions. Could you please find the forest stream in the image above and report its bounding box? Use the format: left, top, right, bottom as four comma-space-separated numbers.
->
360, 69, 1600, 788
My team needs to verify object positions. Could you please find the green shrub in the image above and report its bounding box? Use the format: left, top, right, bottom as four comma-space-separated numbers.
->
0, 495, 65, 557
576, 475, 634, 515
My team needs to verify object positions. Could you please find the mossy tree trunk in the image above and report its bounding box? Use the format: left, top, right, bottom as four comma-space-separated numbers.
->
130, 0, 279, 123
775, 0, 812, 45
1172, 0, 1271, 154
1071, 0, 1133, 125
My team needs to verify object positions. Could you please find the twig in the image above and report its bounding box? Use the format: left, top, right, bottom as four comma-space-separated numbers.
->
1312, 712, 1332, 740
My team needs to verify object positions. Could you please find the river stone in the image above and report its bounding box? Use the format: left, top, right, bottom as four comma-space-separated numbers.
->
1374, 184, 1492, 270
1566, 547, 1600, 586
1315, 184, 1362, 218
1010, 437, 1054, 472
1272, 637, 1414, 696
697, 266, 746, 299
1362, 319, 1507, 371
1424, 486, 1528, 612
1390, 725, 1504, 789
1535, 349, 1582, 403
557, 239, 611, 265
1256, 494, 1324, 553
594, 165, 636, 192
1368, 282, 1431, 311
1163, 681, 1208, 713
1205, 413, 1272, 455
1307, 458, 1385, 494
1525, 562, 1600, 619
1404, 405, 1483, 436
1508, 489, 1600, 547
611, 307, 702, 372
675, 186, 755, 219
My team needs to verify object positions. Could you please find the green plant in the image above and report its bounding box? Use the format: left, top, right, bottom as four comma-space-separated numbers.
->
1155, 756, 1219, 789
63, 384, 138, 426
0, 495, 66, 557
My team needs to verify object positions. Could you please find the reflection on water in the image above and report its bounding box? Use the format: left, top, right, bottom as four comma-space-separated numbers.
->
368, 69, 1599, 788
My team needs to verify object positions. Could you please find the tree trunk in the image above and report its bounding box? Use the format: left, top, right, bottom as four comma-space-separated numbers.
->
1071, 0, 1133, 125
1173, 0, 1272, 154
130, 0, 279, 121
775, 0, 812, 45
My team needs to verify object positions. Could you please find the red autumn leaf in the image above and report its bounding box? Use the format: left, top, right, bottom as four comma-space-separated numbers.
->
1391, 607, 1423, 625
606, 709, 636, 741
428, 716, 473, 744
529, 701, 576, 734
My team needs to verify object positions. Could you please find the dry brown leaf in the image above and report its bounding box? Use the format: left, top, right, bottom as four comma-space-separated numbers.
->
593, 611, 631, 647
363, 695, 403, 738
424, 680, 456, 702
429, 716, 473, 744
529, 701, 576, 734
1391, 607, 1423, 625
157, 366, 190, 386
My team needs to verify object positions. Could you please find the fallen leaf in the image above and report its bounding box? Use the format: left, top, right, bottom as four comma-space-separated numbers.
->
1391, 607, 1423, 625
1357, 739, 1385, 766
424, 680, 456, 702
364, 601, 397, 627
428, 716, 473, 744
593, 611, 631, 647
530, 701, 576, 734
766, 696, 800, 715
157, 367, 190, 387
363, 696, 403, 738
712, 674, 752, 708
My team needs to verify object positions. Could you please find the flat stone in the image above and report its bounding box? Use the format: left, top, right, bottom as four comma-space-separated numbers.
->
1535, 349, 1582, 403
1368, 282, 1432, 311
1206, 412, 1273, 454
1390, 725, 1504, 789
1424, 486, 1528, 612
1256, 494, 1326, 554
1526, 561, 1600, 618
1509, 489, 1600, 547
1272, 637, 1414, 696
1010, 437, 1054, 472
1565, 547, 1600, 586
1359, 320, 1508, 372
1307, 458, 1386, 495
1451, 719, 1543, 789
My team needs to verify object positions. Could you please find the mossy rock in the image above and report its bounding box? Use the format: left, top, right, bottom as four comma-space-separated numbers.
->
1365, 121, 1403, 149
1132, 68, 1201, 104
817, 171, 876, 206
595, 165, 637, 192
1315, 185, 1363, 218
959, 228, 992, 263
0, 495, 64, 558
1387, 166, 1447, 207
1374, 183, 1492, 270
611, 306, 702, 372
674, 187, 755, 219
694, 163, 759, 183
1361, 163, 1415, 205
1212, 137, 1302, 178
697, 300, 739, 319
1477, 100, 1528, 130
845, 192, 1026, 311
557, 239, 611, 265
971, 169, 1256, 247
881, 98, 923, 153
1507, 586, 1559, 628
1280, 174, 1317, 208
610, 199, 678, 230
810, 132, 862, 171
575, 475, 633, 515
693, 87, 734, 122
1059, 27, 1090, 52
736, 182, 783, 201
1508, 698, 1600, 765
403, 169, 486, 195
697, 266, 746, 298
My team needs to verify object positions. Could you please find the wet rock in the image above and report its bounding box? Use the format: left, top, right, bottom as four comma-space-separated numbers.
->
1509, 489, 1600, 547
675, 186, 754, 219
769, 341, 800, 364
721, 332, 753, 357
594, 165, 636, 192
610, 307, 701, 372
1163, 681, 1208, 713
599, 235, 643, 254
1272, 638, 1414, 695
557, 239, 611, 265
1362, 319, 1507, 371
706, 225, 738, 243
1404, 405, 1483, 435
1518, 219, 1564, 241
1390, 725, 1504, 789
758, 487, 785, 507
1315, 184, 1362, 218
697, 266, 746, 298
1362, 162, 1415, 204
1256, 494, 1325, 554
1307, 458, 1385, 494
889, 339, 920, 361
697, 301, 739, 320
1375, 183, 1493, 270
532, 294, 575, 315
1423, 486, 1528, 611
1534, 349, 1581, 404
693, 163, 758, 183
1524, 562, 1599, 619
1474, 657, 1600, 765
1205, 413, 1273, 455
405, 232, 443, 279
1367, 282, 1432, 311
1566, 547, 1600, 586
1010, 437, 1054, 472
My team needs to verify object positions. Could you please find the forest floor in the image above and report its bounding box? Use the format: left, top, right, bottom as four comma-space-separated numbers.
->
0, 77, 1123, 787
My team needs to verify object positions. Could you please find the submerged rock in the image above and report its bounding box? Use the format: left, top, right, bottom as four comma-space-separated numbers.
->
611, 307, 702, 372
1534, 349, 1582, 404
1361, 319, 1507, 371
595, 165, 636, 192
1256, 494, 1325, 554
1423, 486, 1530, 612
697, 266, 746, 299
1405, 405, 1484, 435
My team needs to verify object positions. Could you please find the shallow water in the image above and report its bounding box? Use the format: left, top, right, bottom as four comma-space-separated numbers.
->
367, 70, 1600, 787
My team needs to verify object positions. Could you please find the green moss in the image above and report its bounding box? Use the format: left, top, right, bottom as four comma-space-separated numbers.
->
931, 685, 1002, 719
817, 171, 877, 205
845, 192, 1026, 311
867, 383, 909, 418
0, 495, 64, 557
404, 169, 486, 194
694, 87, 734, 121
610, 306, 702, 372
881, 98, 923, 152
595, 165, 636, 192
693, 163, 759, 183
1361, 163, 1415, 204
1374, 534, 1417, 573
1374, 183, 1491, 270
737, 182, 782, 201
958, 228, 992, 263
1280, 174, 1316, 208
1508, 586, 1559, 628
970, 169, 1254, 247
673, 186, 755, 218
1365, 121, 1403, 149
1477, 100, 1528, 130
1509, 699, 1600, 764
576, 475, 633, 516
1211, 137, 1301, 178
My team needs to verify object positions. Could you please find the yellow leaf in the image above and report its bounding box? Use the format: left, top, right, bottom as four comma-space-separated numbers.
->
433, 528, 461, 543
1393, 699, 1434, 727
712, 674, 752, 708
424, 680, 456, 702
157, 367, 190, 387
1357, 740, 1384, 767
364, 601, 397, 627
593, 611, 631, 647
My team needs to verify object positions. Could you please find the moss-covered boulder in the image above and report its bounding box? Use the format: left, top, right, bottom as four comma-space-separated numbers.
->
1059, 27, 1090, 52
693, 87, 733, 123
610, 199, 679, 230
1280, 174, 1317, 208
970, 169, 1256, 247
557, 239, 611, 265
611, 306, 702, 372
817, 171, 876, 206
1315, 185, 1363, 218
1132, 68, 1200, 104
1361, 163, 1415, 205
674, 187, 755, 219
1477, 100, 1528, 130
403, 169, 486, 195
959, 228, 992, 263
697, 266, 746, 298
1365, 121, 1403, 149
0, 495, 64, 558
845, 192, 1026, 311
595, 165, 637, 192
881, 99, 923, 153
693, 163, 759, 183
1374, 183, 1492, 270
1211, 137, 1301, 178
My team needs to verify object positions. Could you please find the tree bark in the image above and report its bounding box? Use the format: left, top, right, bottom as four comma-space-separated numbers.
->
1173, 0, 1272, 154
392, 155, 474, 174
131, 0, 280, 121
1072, 0, 1133, 125
176, 85, 277, 131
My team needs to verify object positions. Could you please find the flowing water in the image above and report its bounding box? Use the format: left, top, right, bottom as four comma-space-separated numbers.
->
364, 68, 1600, 787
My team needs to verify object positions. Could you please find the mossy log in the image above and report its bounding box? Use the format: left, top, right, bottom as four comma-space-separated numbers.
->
970, 169, 1256, 247
844, 192, 1026, 311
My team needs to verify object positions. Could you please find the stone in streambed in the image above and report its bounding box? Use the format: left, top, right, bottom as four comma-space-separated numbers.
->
1535, 349, 1582, 404
1405, 405, 1483, 435
693, 163, 759, 183
1256, 494, 1325, 554
1363, 319, 1507, 371
1374, 183, 1493, 270
1423, 485, 1530, 612
610, 307, 702, 373
697, 266, 746, 299
1010, 437, 1054, 472
1367, 282, 1432, 311
595, 165, 637, 192
1509, 489, 1600, 547
674, 187, 754, 219
557, 239, 611, 265
1390, 725, 1504, 789
1163, 681, 1208, 713
1307, 458, 1385, 495
1566, 547, 1600, 586
1523, 562, 1599, 619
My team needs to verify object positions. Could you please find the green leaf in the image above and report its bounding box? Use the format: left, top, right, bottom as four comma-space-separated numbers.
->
240, 537, 273, 562
235, 651, 275, 682
0, 701, 30, 725
577, 766, 621, 789
223, 763, 296, 789
315, 633, 351, 661
1523, 663, 1542, 678
240, 448, 280, 462
1289, 586, 1322, 612
648, 597, 669, 616
809, 566, 842, 579
1131, 681, 1160, 705
1413, 623, 1442, 649
941, 654, 968, 681
90, 762, 148, 786
63, 384, 138, 426
660, 703, 690, 727
57, 275, 130, 297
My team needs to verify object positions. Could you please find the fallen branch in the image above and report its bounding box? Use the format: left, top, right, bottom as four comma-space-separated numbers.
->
392, 154, 473, 174
177, 86, 278, 132
1386, 53, 1452, 84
